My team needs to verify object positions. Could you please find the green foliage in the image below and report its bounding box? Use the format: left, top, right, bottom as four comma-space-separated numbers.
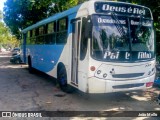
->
0, 11, 3, 20
0, 23, 8, 43
52, 0, 78, 13
0, 11, 19, 49
3, 0, 84, 38
3, 0, 51, 38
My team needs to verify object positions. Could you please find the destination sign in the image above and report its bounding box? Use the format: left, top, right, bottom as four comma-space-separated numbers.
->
95, 2, 151, 18
103, 51, 154, 61
92, 15, 152, 27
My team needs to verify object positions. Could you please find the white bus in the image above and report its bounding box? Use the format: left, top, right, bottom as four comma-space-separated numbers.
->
21, 0, 156, 93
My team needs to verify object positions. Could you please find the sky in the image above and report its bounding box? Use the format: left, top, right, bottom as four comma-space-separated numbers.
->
0, 0, 6, 11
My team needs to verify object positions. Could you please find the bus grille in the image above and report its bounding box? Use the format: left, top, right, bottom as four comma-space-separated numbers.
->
112, 73, 144, 78
112, 83, 145, 89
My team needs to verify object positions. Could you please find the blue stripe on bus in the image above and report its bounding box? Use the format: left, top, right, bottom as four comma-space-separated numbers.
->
27, 45, 64, 73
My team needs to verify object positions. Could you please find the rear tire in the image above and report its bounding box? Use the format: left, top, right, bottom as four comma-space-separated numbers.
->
28, 57, 34, 74
57, 63, 75, 93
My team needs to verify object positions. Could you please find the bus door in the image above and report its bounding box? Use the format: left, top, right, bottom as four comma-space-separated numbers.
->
71, 19, 81, 86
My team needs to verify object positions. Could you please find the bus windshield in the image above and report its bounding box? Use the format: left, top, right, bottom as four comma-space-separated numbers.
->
91, 14, 155, 62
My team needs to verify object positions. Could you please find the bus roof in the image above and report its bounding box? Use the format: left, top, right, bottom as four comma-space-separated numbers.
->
21, 0, 152, 33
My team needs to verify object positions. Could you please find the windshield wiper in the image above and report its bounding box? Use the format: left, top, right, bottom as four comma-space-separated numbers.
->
111, 12, 126, 38
111, 12, 132, 53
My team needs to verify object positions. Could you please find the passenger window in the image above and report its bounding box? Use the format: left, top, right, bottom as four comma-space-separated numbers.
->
56, 18, 68, 44
47, 22, 55, 34
39, 26, 45, 35
58, 18, 67, 31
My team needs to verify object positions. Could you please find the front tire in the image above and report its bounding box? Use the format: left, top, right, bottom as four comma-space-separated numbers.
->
57, 63, 74, 93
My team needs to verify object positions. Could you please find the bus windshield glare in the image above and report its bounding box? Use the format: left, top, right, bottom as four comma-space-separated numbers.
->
91, 14, 154, 62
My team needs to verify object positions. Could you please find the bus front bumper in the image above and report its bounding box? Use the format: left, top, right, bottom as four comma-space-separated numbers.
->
87, 75, 155, 93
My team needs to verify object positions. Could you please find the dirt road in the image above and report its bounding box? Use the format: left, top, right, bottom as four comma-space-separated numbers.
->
0, 52, 160, 120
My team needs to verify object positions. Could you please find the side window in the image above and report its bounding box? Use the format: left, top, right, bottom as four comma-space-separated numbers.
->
30, 30, 32, 37
39, 26, 45, 35
47, 22, 54, 34
36, 26, 44, 44
36, 28, 39, 36
26, 31, 30, 45
26, 30, 36, 45
45, 22, 56, 44
58, 19, 67, 31
31, 29, 36, 44
80, 17, 88, 60
32, 29, 36, 37
56, 18, 68, 44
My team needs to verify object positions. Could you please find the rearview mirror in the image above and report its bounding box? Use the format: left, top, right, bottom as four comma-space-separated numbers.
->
82, 17, 92, 39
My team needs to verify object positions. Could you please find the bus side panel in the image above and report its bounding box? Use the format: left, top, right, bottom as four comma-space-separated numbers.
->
26, 45, 65, 73
46, 42, 70, 78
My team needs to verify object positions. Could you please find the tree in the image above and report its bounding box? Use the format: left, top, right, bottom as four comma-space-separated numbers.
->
3, 0, 83, 38
51, 0, 78, 13
0, 22, 20, 49
0, 25, 19, 49
0, 10, 19, 49
3, 0, 51, 38
0, 11, 3, 20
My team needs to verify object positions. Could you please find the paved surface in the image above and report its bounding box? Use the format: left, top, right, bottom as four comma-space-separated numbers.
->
0, 51, 160, 120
